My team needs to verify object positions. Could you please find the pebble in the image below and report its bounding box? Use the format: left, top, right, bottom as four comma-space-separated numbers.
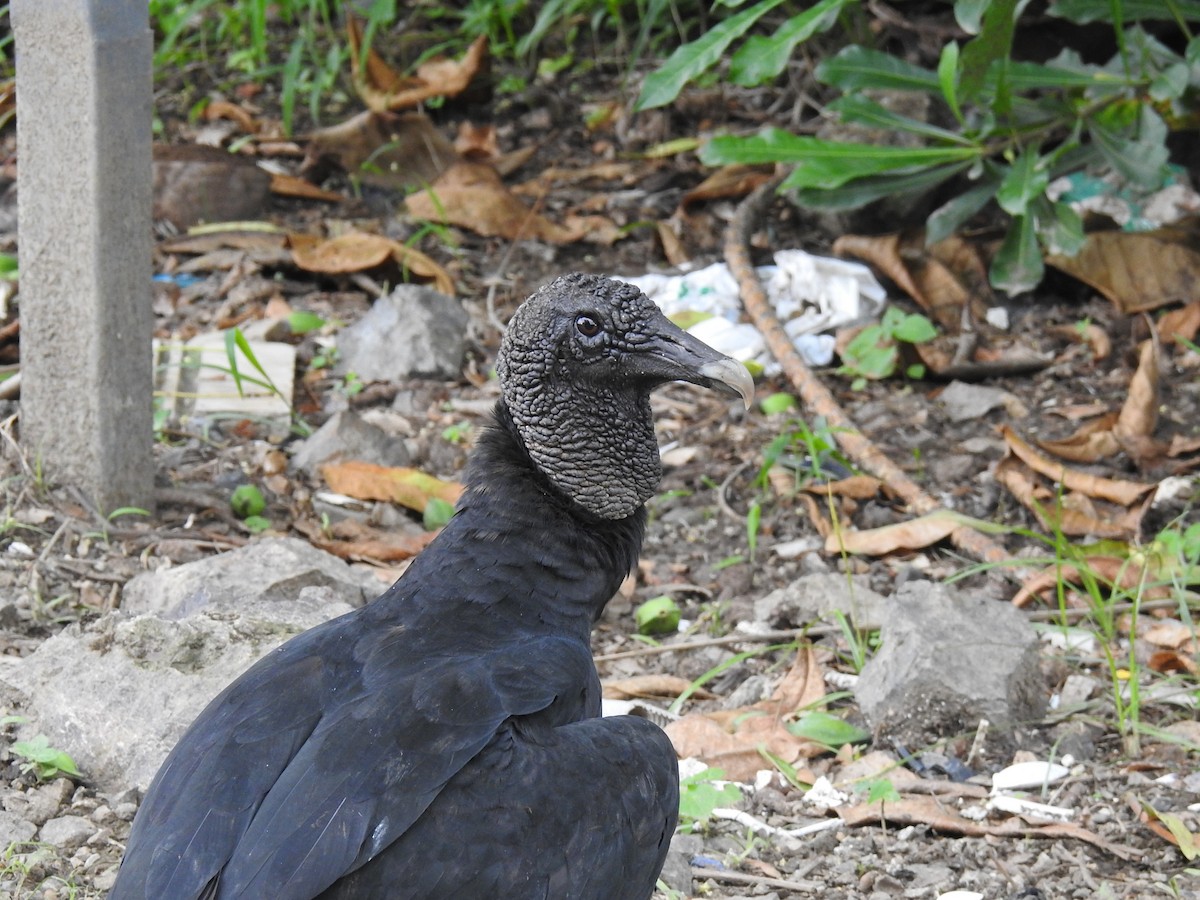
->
39, 814, 95, 850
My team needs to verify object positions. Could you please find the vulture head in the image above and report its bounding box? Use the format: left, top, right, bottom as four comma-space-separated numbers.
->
497, 273, 753, 520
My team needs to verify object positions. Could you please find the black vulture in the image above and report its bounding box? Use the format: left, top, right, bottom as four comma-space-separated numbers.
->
110, 273, 754, 900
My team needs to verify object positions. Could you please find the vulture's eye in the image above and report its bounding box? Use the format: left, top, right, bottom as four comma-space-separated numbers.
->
575, 315, 602, 337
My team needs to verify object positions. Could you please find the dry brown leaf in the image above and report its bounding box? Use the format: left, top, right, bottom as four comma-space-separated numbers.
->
1001, 426, 1155, 507
994, 456, 1143, 539
348, 16, 488, 112
269, 172, 344, 203
839, 796, 1140, 860
832, 231, 990, 331
797, 493, 832, 539
406, 161, 614, 244
655, 221, 690, 267
664, 715, 792, 783
1047, 229, 1200, 313
1168, 434, 1200, 458
304, 110, 458, 191
1011, 556, 1149, 608
824, 509, 962, 556
455, 121, 499, 160
763, 644, 825, 714
803, 475, 884, 501
1115, 339, 1160, 444
1143, 621, 1197, 650
602, 675, 713, 701
321, 460, 462, 512
1148, 650, 1199, 675
292, 232, 393, 273
290, 232, 454, 295
1159, 300, 1200, 347
296, 517, 436, 563
204, 98, 260, 134
681, 164, 775, 208
1049, 322, 1112, 361
1037, 412, 1121, 463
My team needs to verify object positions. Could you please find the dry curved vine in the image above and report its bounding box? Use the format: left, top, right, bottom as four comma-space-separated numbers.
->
725, 174, 1012, 569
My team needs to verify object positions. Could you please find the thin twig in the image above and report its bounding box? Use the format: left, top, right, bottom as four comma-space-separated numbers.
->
691, 866, 822, 893
593, 627, 833, 663
725, 175, 1013, 571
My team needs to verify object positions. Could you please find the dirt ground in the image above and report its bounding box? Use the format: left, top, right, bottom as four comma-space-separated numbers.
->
0, 25, 1197, 900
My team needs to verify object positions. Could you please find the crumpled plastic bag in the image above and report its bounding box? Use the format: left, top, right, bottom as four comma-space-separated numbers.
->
622, 249, 886, 371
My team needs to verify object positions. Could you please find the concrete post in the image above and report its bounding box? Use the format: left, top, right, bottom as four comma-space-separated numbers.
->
12, 0, 155, 513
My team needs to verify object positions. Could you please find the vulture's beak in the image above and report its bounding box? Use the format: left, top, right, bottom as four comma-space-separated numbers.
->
637, 313, 755, 409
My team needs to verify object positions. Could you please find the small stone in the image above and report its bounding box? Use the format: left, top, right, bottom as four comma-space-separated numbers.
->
112, 802, 138, 822
0, 808, 36, 845
89, 804, 114, 824
39, 814, 95, 850
336, 285, 469, 382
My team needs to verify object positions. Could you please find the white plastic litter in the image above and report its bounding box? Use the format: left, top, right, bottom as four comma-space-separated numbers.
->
990, 760, 1070, 793
937, 892, 985, 900
988, 794, 1074, 822
622, 250, 887, 372
803, 775, 850, 809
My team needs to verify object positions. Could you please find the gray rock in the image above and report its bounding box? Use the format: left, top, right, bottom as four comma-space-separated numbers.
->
855, 580, 1045, 745
659, 832, 701, 894
0, 540, 363, 793
753, 572, 887, 631
39, 815, 95, 850
120, 536, 365, 618
0, 808, 36, 846
336, 285, 468, 382
290, 409, 411, 475
937, 380, 1018, 423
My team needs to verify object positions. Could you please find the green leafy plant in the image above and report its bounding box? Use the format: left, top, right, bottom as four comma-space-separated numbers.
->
10, 735, 81, 782
838, 307, 937, 389
647, 0, 1195, 294
787, 709, 871, 749
635, 595, 681, 635
678, 766, 743, 829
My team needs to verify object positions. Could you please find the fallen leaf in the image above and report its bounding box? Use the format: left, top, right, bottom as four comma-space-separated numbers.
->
603, 675, 715, 701
825, 509, 964, 556
304, 110, 458, 191
833, 231, 991, 332
292, 232, 393, 273
1169, 434, 1200, 457
406, 161, 617, 244
1148, 650, 1198, 675
295, 517, 436, 563
1037, 412, 1122, 463
1143, 621, 1197, 650
1159, 300, 1200, 347
321, 460, 462, 512
665, 715, 793, 783
763, 644, 825, 714
290, 232, 454, 295
1114, 339, 1160, 446
839, 795, 1141, 859
455, 121, 499, 160
1001, 426, 1155, 507
204, 98, 260, 134
269, 172, 344, 202
1011, 556, 1150, 608
1049, 322, 1112, 361
803, 475, 884, 501
656, 221, 690, 267
348, 16, 488, 112
994, 456, 1144, 539
681, 164, 775, 208
1047, 228, 1200, 313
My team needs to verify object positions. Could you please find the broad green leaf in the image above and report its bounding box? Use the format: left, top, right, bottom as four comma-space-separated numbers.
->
816, 45, 940, 93
953, 0, 989, 33
827, 95, 974, 145
864, 777, 902, 804
889, 313, 937, 344
1150, 62, 1189, 101
840, 326, 898, 380
959, 0, 1018, 102
996, 147, 1049, 217
1035, 197, 1086, 257
1089, 105, 1170, 187
1006, 60, 1130, 90
990, 214, 1043, 295
793, 161, 974, 211
635, 0, 788, 110
703, 130, 977, 190
925, 174, 1000, 245
759, 392, 798, 415
288, 310, 326, 335
729, 0, 851, 86
938, 42, 963, 123
679, 768, 743, 822
1048, 0, 1200, 22
635, 595, 681, 635
787, 710, 871, 747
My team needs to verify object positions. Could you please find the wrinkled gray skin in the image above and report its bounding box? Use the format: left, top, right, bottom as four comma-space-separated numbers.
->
498, 273, 752, 519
